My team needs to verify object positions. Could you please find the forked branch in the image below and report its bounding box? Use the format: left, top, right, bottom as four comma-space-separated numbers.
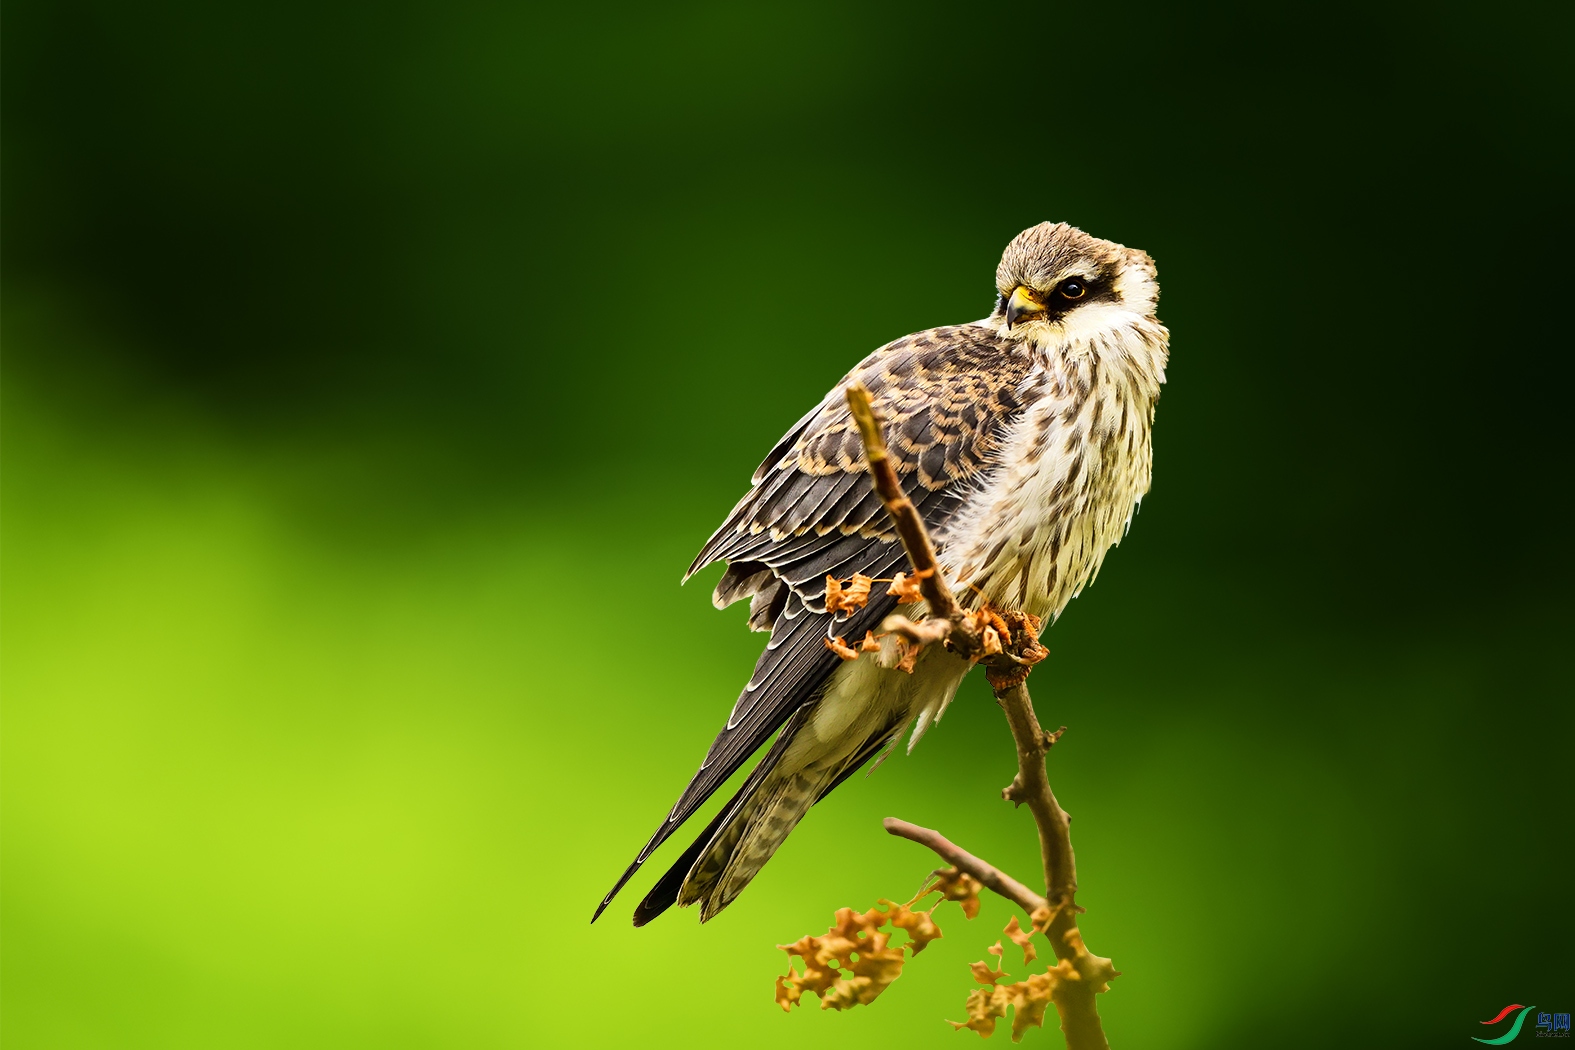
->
845, 382, 1118, 1049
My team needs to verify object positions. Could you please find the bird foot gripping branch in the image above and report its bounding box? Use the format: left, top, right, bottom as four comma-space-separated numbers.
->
982, 611, 1049, 692
826, 387, 1054, 687
823, 582, 1044, 679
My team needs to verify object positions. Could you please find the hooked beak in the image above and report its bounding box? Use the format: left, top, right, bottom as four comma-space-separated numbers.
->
1005, 286, 1044, 330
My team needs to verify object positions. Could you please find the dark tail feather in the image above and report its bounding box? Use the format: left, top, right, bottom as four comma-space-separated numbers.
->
678, 765, 827, 922
630, 783, 744, 926
600, 713, 904, 927
685, 723, 905, 922
593, 708, 810, 925
665, 723, 904, 925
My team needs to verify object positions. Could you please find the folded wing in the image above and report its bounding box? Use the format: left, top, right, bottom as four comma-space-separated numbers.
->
595, 323, 1031, 921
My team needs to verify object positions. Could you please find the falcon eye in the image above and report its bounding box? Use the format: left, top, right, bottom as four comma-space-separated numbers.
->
1057, 278, 1087, 300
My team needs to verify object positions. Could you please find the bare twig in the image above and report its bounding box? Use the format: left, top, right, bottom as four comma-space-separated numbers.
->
996, 676, 1074, 932
882, 817, 1047, 916
845, 383, 1116, 1050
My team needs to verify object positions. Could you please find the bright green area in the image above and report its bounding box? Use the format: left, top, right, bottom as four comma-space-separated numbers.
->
4, 2, 1571, 1047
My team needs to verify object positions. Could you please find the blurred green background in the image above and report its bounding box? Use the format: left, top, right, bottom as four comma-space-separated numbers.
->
4, 2, 1572, 1047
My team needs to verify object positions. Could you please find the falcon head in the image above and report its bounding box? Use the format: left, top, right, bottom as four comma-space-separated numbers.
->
992, 222, 1160, 343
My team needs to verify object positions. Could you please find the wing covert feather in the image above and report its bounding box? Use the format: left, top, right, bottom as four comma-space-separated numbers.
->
690, 324, 1031, 583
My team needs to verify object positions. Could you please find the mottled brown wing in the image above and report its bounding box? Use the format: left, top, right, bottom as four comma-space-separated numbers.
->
595, 324, 1031, 921
694, 324, 1028, 584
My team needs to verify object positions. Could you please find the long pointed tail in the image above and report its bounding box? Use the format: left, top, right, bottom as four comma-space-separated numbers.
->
630, 717, 905, 926
676, 764, 831, 922
625, 709, 812, 927
641, 723, 902, 924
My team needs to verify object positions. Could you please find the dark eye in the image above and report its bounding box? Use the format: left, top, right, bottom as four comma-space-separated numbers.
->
1057, 278, 1087, 300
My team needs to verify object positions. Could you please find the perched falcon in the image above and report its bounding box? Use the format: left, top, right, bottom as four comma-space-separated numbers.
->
594, 222, 1170, 926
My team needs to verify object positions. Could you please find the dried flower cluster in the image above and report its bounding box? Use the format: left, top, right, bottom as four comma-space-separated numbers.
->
774, 868, 982, 1012
775, 869, 1099, 1044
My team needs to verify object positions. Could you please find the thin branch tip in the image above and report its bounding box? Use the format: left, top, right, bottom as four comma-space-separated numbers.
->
844, 382, 888, 465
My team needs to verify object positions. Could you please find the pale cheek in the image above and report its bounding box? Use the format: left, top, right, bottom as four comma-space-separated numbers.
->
1057, 305, 1146, 347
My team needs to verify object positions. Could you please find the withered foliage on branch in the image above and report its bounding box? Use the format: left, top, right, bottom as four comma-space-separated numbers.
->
950, 923, 1116, 1042
1003, 916, 1038, 964
775, 905, 907, 1011
774, 867, 978, 1013
884, 898, 943, 955
774, 870, 1084, 1044
932, 865, 984, 919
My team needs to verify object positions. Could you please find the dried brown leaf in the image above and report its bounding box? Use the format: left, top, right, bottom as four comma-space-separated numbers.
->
777, 905, 909, 1012
954, 958, 1072, 1042
777, 933, 839, 998
886, 568, 931, 603
1003, 915, 1037, 965
1005, 968, 1060, 1042
825, 573, 874, 615
882, 899, 943, 955
774, 973, 802, 1012
821, 940, 907, 1008
859, 630, 883, 653
970, 944, 1008, 986
818, 977, 869, 1011
932, 867, 983, 919
824, 635, 859, 661
948, 986, 1011, 1037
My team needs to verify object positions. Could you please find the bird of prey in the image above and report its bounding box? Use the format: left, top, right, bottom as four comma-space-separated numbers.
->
594, 222, 1170, 926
